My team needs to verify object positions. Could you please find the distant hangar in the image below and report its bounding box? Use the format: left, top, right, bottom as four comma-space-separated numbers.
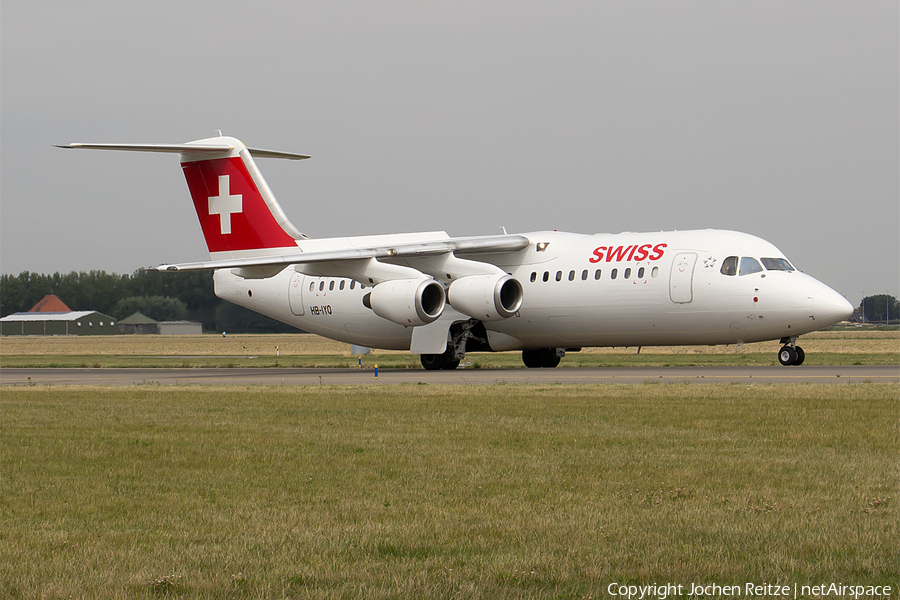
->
117, 312, 202, 335
0, 294, 117, 336
1, 295, 202, 336
0, 310, 118, 336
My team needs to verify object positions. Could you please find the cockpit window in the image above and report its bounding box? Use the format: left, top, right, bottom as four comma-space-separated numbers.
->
720, 256, 738, 276
761, 257, 794, 272
739, 257, 763, 276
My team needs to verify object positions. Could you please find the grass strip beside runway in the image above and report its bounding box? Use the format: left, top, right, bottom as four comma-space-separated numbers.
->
2, 383, 897, 598
1, 329, 898, 368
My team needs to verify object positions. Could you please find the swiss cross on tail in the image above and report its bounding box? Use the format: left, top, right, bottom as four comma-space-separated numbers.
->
208, 175, 242, 234
181, 156, 297, 254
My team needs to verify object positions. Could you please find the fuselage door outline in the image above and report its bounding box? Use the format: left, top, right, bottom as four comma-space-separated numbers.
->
289, 271, 305, 316
669, 252, 697, 304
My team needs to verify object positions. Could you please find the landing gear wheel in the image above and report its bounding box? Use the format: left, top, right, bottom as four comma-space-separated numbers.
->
778, 346, 798, 366
793, 346, 805, 366
420, 350, 460, 370
522, 348, 561, 368
421, 354, 443, 370
522, 349, 543, 369
541, 350, 561, 368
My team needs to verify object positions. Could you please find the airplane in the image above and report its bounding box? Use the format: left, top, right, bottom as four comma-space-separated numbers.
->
58, 135, 854, 369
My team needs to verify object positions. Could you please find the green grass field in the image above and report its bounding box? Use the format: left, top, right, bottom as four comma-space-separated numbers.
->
3, 383, 897, 598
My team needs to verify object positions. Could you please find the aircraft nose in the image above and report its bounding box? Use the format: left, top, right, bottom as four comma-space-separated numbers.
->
813, 286, 853, 326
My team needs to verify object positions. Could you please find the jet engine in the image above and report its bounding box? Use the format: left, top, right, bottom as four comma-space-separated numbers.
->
363, 278, 446, 326
447, 274, 523, 321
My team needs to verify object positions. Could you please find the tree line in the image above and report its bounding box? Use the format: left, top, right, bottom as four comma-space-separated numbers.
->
857, 294, 899, 324
0, 270, 299, 333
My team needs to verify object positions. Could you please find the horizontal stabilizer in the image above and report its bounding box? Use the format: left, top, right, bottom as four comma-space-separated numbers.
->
246, 148, 311, 160
56, 143, 310, 160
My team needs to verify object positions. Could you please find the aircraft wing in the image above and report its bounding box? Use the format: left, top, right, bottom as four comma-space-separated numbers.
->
153, 234, 531, 272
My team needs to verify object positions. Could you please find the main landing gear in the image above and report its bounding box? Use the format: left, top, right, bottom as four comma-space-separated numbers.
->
420, 320, 484, 370
421, 346, 567, 370
420, 349, 460, 371
420, 322, 570, 370
777, 337, 805, 366
522, 348, 564, 368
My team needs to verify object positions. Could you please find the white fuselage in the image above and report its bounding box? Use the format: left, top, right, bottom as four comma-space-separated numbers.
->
57, 135, 854, 362
214, 229, 852, 351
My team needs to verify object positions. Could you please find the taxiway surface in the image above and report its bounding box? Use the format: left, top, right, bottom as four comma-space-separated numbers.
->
1, 365, 896, 386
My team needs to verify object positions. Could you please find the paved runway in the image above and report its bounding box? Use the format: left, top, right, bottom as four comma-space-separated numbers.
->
1, 365, 896, 386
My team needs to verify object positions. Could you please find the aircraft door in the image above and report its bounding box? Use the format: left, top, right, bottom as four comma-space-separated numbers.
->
288, 271, 305, 316
669, 252, 697, 304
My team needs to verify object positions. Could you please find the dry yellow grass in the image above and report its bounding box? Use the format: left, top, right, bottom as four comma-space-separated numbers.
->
0, 333, 397, 357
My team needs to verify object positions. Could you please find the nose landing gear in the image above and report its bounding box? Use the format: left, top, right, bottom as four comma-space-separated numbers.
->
777, 337, 805, 366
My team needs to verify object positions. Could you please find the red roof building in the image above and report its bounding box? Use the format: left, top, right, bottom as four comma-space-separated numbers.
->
28, 295, 72, 313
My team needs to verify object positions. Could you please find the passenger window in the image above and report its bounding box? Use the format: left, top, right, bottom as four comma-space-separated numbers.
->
340, 280, 345, 290
638, 267, 645, 278
309, 282, 315, 292
568, 270, 575, 281
651, 266, 658, 278
556, 271, 562, 282
761, 257, 794, 271
350, 280, 356, 290
611, 269, 618, 280
739, 257, 763, 276
720, 256, 738, 276
530, 272, 536, 283
543, 271, 549, 282
624, 268, 631, 279
329, 281, 335, 291
319, 281, 325, 291
581, 270, 588, 281
594, 269, 602, 280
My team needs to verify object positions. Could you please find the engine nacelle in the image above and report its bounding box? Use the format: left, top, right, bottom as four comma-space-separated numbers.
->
447, 274, 523, 321
364, 278, 446, 326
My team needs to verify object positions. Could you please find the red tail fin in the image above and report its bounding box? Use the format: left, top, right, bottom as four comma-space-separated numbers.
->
181, 155, 298, 255
57, 135, 308, 258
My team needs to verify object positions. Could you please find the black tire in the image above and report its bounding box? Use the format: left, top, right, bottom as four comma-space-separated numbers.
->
793, 346, 805, 366
778, 346, 797, 366
421, 350, 460, 370
523, 348, 561, 368
421, 353, 445, 370
522, 349, 543, 368
540, 348, 561, 368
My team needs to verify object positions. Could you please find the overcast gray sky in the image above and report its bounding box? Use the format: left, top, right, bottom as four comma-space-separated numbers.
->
2, 1, 897, 307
